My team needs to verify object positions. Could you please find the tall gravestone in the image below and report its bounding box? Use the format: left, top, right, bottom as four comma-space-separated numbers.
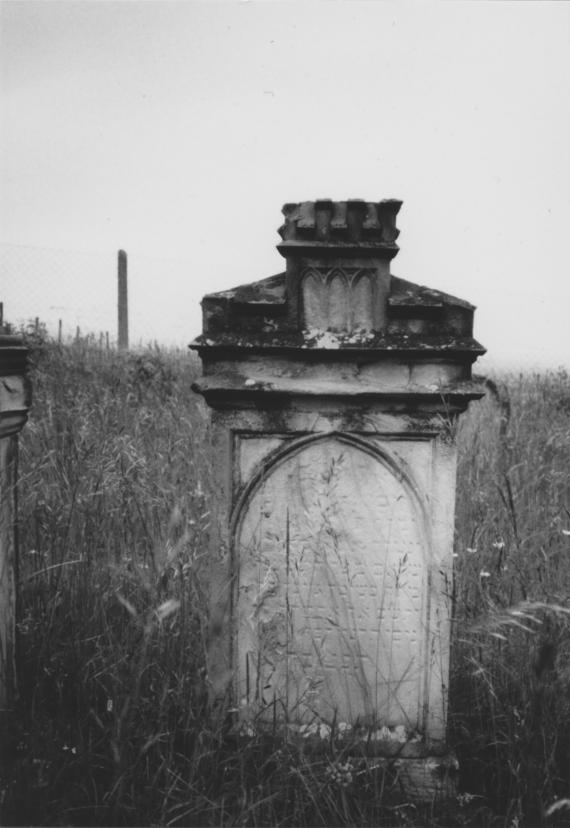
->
191, 199, 485, 797
0, 332, 31, 713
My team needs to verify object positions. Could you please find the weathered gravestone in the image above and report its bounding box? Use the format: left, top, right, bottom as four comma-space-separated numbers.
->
0, 332, 31, 714
191, 199, 485, 798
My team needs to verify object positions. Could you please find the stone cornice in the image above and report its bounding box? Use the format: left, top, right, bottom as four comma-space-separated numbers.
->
191, 332, 486, 362
0, 407, 30, 439
276, 241, 400, 260
192, 199, 486, 406
0, 335, 29, 377
192, 375, 486, 414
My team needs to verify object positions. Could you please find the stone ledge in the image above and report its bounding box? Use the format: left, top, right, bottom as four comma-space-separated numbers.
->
0, 336, 29, 377
192, 376, 486, 414
191, 332, 486, 359
193, 375, 486, 396
0, 408, 30, 439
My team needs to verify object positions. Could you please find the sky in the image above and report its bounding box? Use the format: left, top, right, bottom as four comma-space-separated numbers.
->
1, 0, 569, 370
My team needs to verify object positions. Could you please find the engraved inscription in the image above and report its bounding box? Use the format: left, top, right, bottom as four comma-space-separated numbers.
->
235, 437, 427, 729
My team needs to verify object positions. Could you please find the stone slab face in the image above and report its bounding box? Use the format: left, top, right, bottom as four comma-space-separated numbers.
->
204, 406, 457, 749
236, 435, 427, 729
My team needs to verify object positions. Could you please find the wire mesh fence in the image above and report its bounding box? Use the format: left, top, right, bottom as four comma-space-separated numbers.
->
1, 243, 202, 347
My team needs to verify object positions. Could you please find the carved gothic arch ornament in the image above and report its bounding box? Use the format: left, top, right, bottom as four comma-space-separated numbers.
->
300, 267, 377, 331
301, 266, 375, 288
229, 431, 435, 727
230, 432, 432, 545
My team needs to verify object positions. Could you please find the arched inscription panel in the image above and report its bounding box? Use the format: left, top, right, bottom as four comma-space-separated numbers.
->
234, 436, 428, 730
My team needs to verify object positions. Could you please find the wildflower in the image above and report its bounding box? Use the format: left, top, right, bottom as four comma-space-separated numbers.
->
393, 724, 407, 742
239, 723, 255, 737
466, 547, 477, 554
325, 760, 354, 788
106, 698, 113, 713
479, 570, 491, 579
457, 792, 478, 806
492, 541, 505, 550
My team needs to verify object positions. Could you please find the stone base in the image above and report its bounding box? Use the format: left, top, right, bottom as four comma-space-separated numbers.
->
385, 754, 459, 801
230, 723, 459, 803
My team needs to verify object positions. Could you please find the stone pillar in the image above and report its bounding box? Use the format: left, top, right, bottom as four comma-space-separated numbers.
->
0, 333, 31, 713
191, 200, 485, 799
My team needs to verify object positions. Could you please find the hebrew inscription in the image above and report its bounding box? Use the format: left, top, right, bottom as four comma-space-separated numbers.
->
235, 436, 428, 731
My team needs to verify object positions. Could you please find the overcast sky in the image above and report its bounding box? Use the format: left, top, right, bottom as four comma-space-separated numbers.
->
1, 0, 569, 369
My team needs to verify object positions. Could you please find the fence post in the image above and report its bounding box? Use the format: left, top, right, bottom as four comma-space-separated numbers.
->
118, 249, 129, 350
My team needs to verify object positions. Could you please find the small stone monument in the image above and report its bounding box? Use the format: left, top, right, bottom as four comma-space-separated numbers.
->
0, 331, 31, 714
191, 199, 485, 798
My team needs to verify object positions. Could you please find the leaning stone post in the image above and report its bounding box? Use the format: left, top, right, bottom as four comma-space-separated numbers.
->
191, 199, 485, 799
0, 333, 31, 713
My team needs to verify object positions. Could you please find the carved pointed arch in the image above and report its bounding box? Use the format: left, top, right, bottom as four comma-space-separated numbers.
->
351, 270, 375, 330
230, 432, 433, 729
301, 269, 325, 328
327, 270, 349, 330
231, 432, 431, 556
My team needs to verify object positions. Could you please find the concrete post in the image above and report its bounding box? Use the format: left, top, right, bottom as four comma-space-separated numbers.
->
118, 249, 129, 350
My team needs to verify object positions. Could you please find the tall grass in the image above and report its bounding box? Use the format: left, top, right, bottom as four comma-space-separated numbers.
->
452, 370, 570, 827
2, 332, 215, 826
1, 330, 569, 826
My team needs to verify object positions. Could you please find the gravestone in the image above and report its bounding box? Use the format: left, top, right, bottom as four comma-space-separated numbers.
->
191, 199, 485, 798
0, 332, 31, 713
